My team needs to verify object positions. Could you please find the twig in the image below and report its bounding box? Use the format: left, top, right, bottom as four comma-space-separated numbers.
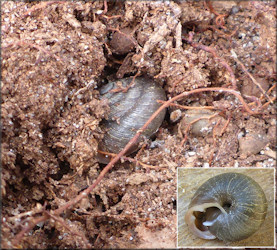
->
231, 50, 274, 104
205, 0, 227, 27
205, 0, 220, 16
262, 96, 276, 109
208, 25, 238, 39
8, 211, 35, 223
12, 215, 48, 247
110, 71, 141, 93
2, 40, 62, 62
220, 115, 231, 135
98, 1, 122, 20
101, 14, 122, 20
135, 143, 147, 160
97, 150, 160, 169
23, 1, 64, 17
180, 123, 192, 147
183, 32, 237, 89
45, 211, 92, 248
157, 100, 216, 111
215, 14, 227, 28
263, 148, 276, 159
72, 78, 96, 100
102, 0, 108, 15
262, 83, 276, 100
7, 203, 44, 229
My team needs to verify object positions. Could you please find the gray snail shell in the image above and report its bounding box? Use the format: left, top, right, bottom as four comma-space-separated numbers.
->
185, 172, 268, 242
98, 77, 166, 163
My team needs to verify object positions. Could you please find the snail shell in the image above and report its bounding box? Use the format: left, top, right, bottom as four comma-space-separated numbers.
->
98, 77, 166, 162
185, 172, 268, 242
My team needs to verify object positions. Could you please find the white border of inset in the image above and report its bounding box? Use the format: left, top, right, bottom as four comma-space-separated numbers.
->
177, 167, 276, 249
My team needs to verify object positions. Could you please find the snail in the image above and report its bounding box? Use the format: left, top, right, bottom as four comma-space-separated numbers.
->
185, 172, 268, 242
98, 77, 166, 163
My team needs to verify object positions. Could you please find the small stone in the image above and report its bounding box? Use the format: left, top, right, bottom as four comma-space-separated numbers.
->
170, 109, 182, 122
181, 108, 216, 137
239, 132, 269, 156
110, 28, 135, 55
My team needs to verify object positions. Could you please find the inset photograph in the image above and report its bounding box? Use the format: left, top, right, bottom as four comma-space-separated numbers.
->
177, 168, 275, 248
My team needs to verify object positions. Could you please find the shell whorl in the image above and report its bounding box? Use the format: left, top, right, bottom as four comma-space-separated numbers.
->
98, 77, 166, 159
185, 172, 268, 242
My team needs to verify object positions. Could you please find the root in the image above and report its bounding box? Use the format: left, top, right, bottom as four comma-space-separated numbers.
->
23, 1, 64, 17
2, 40, 62, 62
231, 50, 274, 104
183, 32, 237, 89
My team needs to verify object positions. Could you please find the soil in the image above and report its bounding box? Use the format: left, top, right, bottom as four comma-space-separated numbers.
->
1, 1, 276, 249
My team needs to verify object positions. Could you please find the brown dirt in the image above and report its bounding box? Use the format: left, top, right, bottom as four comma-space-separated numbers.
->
1, 1, 276, 248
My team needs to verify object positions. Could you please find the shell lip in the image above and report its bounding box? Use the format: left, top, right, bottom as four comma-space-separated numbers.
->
185, 202, 227, 240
